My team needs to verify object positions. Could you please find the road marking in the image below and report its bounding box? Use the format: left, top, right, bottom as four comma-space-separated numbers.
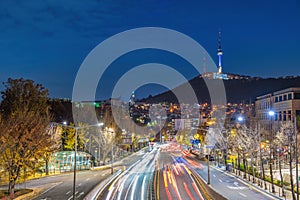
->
234, 181, 239, 186
213, 174, 216, 177
40, 182, 63, 196
227, 186, 246, 190
219, 179, 223, 183
239, 192, 247, 197
67, 195, 73, 200
66, 191, 71, 195
141, 175, 147, 200
77, 192, 84, 198
207, 163, 279, 200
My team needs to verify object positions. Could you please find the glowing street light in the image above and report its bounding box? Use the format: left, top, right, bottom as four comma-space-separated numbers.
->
237, 116, 244, 123
268, 110, 275, 117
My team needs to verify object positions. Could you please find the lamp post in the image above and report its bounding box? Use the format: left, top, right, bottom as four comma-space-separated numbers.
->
268, 110, 276, 193
73, 127, 78, 200
92, 122, 104, 166
106, 127, 115, 174
58, 121, 103, 200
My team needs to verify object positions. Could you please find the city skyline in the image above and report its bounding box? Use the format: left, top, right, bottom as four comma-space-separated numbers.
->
0, 0, 299, 99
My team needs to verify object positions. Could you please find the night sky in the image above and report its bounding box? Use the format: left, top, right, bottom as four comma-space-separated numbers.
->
0, 0, 299, 99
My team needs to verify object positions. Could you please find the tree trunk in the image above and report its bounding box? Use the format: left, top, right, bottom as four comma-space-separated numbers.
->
269, 149, 275, 193
260, 147, 267, 189
8, 179, 15, 199
279, 156, 285, 196
45, 159, 49, 175
238, 150, 241, 176
243, 154, 247, 179
290, 147, 296, 200
251, 155, 255, 183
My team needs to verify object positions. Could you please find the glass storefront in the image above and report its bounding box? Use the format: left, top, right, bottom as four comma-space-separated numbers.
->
48, 151, 92, 173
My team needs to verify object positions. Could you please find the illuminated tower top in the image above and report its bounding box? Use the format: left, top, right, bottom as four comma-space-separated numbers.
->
129, 91, 136, 105
217, 31, 223, 73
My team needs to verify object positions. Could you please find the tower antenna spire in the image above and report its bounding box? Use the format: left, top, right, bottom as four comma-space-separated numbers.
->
217, 31, 223, 73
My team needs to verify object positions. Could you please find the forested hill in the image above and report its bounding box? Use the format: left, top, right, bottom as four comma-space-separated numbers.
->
142, 76, 300, 104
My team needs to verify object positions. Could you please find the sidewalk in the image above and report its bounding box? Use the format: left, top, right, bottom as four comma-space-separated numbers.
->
212, 164, 294, 200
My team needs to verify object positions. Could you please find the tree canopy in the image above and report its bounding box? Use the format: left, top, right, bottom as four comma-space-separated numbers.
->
0, 78, 58, 197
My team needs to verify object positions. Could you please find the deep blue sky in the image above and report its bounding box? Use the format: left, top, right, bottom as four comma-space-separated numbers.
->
0, 0, 299, 99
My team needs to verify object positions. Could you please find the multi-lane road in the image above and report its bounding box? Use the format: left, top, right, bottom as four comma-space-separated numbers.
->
100, 147, 158, 200
15, 149, 150, 200
156, 150, 205, 200
5, 143, 281, 200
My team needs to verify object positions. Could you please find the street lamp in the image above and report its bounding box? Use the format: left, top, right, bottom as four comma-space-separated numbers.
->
95, 123, 104, 166
268, 110, 275, 117
237, 116, 244, 123
106, 127, 115, 174
268, 110, 276, 193
57, 121, 104, 200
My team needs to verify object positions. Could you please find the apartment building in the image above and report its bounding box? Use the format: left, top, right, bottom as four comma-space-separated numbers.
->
255, 87, 300, 131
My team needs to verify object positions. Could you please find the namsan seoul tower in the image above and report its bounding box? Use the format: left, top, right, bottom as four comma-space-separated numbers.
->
217, 31, 223, 74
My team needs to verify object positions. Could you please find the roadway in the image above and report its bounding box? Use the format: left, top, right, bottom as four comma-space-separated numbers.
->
31, 169, 111, 200
156, 149, 205, 200
100, 147, 159, 200
186, 154, 280, 200
23, 149, 149, 200
9, 144, 281, 200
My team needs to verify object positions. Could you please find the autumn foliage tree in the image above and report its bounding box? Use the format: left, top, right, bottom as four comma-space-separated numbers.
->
0, 78, 55, 197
